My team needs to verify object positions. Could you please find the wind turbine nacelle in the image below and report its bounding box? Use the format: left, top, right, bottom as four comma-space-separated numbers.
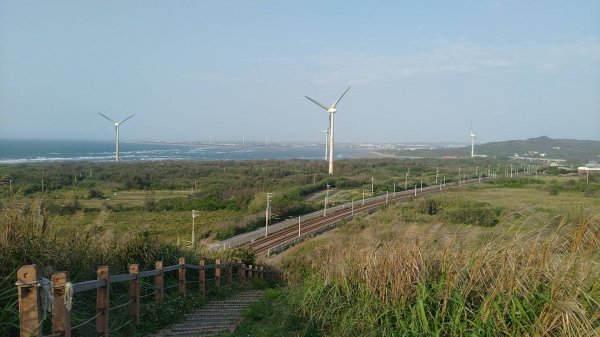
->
327, 108, 337, 113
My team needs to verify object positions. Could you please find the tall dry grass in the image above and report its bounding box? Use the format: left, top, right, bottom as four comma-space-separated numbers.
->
0, 198, 204, 337
283, 209, 600, 336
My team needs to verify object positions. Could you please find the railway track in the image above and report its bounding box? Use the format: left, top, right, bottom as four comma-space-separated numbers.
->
247, 177, 489, 256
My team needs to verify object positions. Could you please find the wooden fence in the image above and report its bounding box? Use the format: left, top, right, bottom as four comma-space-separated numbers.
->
16, 258, 282, 337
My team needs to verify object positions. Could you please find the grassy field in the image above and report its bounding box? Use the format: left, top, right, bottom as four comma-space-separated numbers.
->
249, 177, 600, 337
2, 158, 549, 244
2, 159, 599, 336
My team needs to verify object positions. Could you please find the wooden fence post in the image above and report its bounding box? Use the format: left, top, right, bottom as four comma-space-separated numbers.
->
52, 271, 71, 337
260, 267, 264, 280
247, 265, 253, 282
199, 259, 206, 300
96, 266, 109, 337
17, 265, 41, 337
215, 259, 221, 289
227, 262, 233, 288
155, 261, 163, 304
129, 264, 140, 324
179, 257, 186, 297
238, 260, 245, 286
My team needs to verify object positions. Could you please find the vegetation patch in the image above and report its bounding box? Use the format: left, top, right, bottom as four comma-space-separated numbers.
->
223, 288, 321, 337
280, 210, 600, 337
397, 196, 503, 227
486, 177, 545, 188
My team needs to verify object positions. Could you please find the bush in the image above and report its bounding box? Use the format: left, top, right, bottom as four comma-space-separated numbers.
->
584, 188, 598, 197
487, 177, 545, 188
87, 188, 104, 199
399, 197, 501, 227
440, 201, 501, 227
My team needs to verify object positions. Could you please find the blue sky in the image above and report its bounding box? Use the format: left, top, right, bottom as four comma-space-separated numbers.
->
1, 1, 599, 143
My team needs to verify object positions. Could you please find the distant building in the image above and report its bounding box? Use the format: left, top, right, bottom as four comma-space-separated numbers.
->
578, 162, 600, 175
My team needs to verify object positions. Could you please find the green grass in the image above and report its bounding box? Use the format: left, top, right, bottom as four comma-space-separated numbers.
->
271, 182, 600, 337
3, 160, 599, 336
221, 288, 322, 337
0, 198, 268, 337
52, 208, 242, 243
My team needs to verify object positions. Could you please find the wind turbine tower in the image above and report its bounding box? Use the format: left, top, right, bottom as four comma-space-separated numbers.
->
98, 113, 135, 162
322, 128, 329, 161
305, 86, 350, 174
470, 129, 476, 158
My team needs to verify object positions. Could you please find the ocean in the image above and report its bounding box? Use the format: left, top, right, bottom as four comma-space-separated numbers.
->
0, 139, 375, 164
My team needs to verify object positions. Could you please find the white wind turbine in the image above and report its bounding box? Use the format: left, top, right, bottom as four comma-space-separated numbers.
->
98, 113, 135, 162
470, 127, 477, 158
305, 86, 350, 174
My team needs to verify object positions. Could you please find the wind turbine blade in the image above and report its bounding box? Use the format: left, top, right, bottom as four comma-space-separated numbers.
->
305, 96, 330, 111
98, 113, 116, 123
332, 86, 350, 108
119, 114, 135, 124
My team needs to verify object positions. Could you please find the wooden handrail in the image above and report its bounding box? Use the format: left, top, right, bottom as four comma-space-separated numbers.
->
17, 259, 283, 337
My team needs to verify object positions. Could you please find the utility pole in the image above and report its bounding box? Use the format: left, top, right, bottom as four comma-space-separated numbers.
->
362, 189, 365, 205
420, 179, 423, 192
371, 177, 374, 195
265, 193, 272, 237
435, 168, 439, 184
405, 172, 408, 190
393, 182, 396, 197
510, 164, 513, 178
414, 185, 417, 196
324, 184, 330, 216
191, 210, 199, 245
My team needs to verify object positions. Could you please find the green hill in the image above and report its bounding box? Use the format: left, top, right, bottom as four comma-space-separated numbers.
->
389, 136, 600, 163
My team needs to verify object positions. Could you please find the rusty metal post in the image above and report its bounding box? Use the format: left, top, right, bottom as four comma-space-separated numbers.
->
178, 257, 186, 297
17, 265, 42, 337
52, 271, 71, 337
215, 259, 221, 289
96, 266, 109, 337
129, 264, 140, 324
199, 259, 206, 300
155, 261, 163, 303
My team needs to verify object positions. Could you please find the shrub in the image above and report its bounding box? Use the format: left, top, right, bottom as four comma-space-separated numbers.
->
87, 188, 104, 199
